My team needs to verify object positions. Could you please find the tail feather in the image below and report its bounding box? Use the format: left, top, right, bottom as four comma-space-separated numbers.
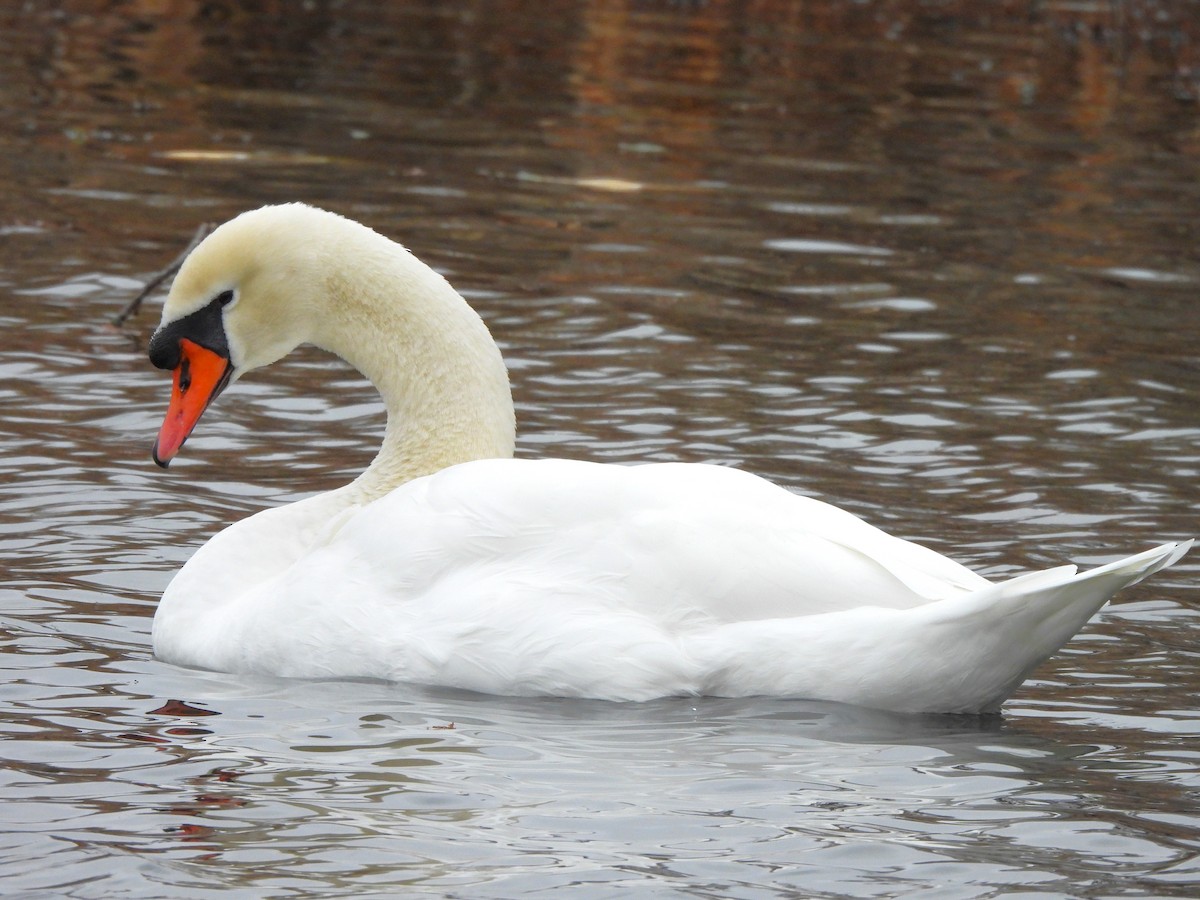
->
925, 540, 1191, 627
998, 540, 1193, 642
920, 540, 1193, 711
697, 540, 1192, 713
1083, 539, 1192, 586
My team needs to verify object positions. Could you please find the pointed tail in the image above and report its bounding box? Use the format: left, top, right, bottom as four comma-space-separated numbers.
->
917, 539, 1193, 711
694, 540, 1190, 714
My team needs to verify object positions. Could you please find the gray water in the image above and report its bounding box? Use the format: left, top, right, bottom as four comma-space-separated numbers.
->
1, 3, 1198, 897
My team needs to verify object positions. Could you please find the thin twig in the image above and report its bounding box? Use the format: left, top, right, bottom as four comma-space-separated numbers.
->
113, 222, 214, 326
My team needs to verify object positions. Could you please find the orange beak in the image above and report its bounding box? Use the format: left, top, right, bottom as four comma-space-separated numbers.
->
152, 338, 232, 468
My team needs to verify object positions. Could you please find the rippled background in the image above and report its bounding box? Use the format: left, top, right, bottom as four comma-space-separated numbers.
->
1, 2, 1198, 897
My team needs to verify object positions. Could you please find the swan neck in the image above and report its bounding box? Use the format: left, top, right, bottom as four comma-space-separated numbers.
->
310, 237, 516, 501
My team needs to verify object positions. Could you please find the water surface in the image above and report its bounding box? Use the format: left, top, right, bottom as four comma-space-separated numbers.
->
1, 3, 1197, 897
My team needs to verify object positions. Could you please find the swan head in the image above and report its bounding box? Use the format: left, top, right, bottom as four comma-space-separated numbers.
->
147, 204, 348, 467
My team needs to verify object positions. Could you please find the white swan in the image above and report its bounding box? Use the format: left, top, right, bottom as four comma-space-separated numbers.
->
145, 203, 1191, 714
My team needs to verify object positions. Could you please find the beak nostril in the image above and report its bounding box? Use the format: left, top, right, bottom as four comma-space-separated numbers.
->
178, 356, 192, 393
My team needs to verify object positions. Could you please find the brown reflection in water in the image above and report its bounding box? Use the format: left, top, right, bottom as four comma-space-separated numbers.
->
2, 7, 1191, 188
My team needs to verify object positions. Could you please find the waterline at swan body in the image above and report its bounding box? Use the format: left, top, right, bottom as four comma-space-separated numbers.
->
145, 203, 1191, 714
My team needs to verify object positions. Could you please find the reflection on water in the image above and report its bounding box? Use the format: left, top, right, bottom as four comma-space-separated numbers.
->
1, 1, 1198, 897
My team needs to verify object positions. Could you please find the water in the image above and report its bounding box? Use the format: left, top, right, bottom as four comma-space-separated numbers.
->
1, 2, 1198, 897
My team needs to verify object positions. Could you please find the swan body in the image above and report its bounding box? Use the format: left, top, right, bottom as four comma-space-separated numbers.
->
146, 204, 1191, 714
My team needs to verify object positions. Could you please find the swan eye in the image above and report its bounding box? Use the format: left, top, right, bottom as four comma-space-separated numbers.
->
216, 290, 235, 307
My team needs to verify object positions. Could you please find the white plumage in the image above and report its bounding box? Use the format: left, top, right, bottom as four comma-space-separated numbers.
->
147, 204, 1191, 714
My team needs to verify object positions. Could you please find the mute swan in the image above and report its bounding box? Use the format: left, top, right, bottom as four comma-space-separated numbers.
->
145, 203, 1191, 714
